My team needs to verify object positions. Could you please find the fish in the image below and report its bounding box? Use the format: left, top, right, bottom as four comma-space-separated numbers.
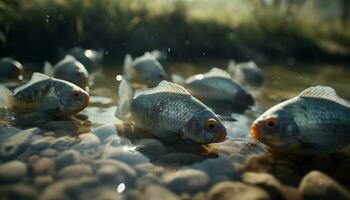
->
0, 57, 24, 82
184, 68, 254, 114
251, 86, 350, 154
0, 73, 90, 117
122, 52, 169, 88
227, 60, 264, 88
44, 55, 89, 90
68, 47, 103, 73
115, 79, 227, 144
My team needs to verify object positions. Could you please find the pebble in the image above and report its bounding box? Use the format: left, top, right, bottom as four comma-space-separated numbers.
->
41, 148, 58, 158
93, 159, 136, 186
157, 153, 203, 166
57, 164, 93, 179
55, 149, 81, 170
0, 160, 27, 183
51, 136, 78, 150
92, 124, 118, 143
143, 185, 179, 200
102, 145, 149, 166
135, 139, 167, 160
40, 177, 98, 200
30, 136, 55, 151
34, 175, 54, 188
0, 184, 37, 200
242, 172, 281, 188
32, 158, 55, 175
162, 169, 210, 194
299, 171, 350, 200
0, 128, 39, 160
74, 133, 101, 150
208, 181, 270, 200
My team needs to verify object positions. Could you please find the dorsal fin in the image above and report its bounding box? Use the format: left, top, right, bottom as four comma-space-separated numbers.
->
299, 86, 350, 107
14, 73, 51, 94
204, 67, 231, 79
186, 67, 231, 83
57, 55, 76, 66
134, 81, 190, 98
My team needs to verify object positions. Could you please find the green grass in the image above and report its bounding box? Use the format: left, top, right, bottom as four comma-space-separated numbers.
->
0, 0, 349, 64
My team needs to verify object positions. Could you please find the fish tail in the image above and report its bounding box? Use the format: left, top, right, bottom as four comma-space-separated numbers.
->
0, 85, 14, 109
43, 61, 54, 76
115, 79, 133, 121
123, 54, 133, 79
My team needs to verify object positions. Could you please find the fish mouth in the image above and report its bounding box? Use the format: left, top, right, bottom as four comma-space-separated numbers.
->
84, 94, 90, 106
213, 131, 227, 143
250, 123, 260, 140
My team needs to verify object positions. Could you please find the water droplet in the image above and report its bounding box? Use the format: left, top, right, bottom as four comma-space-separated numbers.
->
18, 75, 23, 81
117, 183, 125, 193
167, 48, 171, 52
84, 50, 93, 57
45, 14, 50, 23
185, 40, 190, 44
202, 52, 206, 56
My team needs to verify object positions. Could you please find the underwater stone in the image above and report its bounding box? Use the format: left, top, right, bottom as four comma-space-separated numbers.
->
0, 160, 28, 183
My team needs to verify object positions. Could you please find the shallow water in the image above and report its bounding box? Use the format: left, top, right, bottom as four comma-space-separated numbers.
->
0, 62, 350, 199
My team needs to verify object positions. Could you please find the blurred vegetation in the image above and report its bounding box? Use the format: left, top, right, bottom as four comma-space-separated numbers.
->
0, 0, 350, 63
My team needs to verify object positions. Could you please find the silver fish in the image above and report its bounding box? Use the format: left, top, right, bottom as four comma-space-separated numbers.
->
115, 80, 227, 144
185, 68, 254, 114
123, 52, 169, 88
0, 73, 89, 117
44, 55, 89, 89
227, 60, 264, 88
68, 47, 103, 73
0, 57, 24, 82
251, 86, 350, 153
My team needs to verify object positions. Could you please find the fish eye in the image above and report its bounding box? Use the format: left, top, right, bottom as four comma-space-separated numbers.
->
207, 118, 217, 129
72, 90, 80, 97
265, 117, 277, 128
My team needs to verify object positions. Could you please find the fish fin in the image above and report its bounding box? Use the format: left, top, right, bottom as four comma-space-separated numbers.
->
123, 54, 134, 80
134, 81, 190, 98
115, 79, 134, 121
227, 60, 237, 74
0, 85, 14, 109
218, 115, 237, 121
58, 55, 76, 66
149, 49, 166, 60
204, 67, 231, 79
299, 86, 350, 107
14, 73, 51, 94
43, 61, 54, 76
171, 74, 186, 85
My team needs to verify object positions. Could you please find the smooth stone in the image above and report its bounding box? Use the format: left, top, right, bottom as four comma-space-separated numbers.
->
92, 124, 118, 143
136, 174, 160, 190
41, 148, 58, 158
162, 169, 210, 194
157, 153, 203, 165
55, 149, 81, 170
143, 185, 179, 200
208, 181, 270, 200
135, 139, 167, 160
0, 126, 22, 141
32, 158, 55, 175
0, 160, 27, 183
105, 135, 132, 148
40, 177, 98, 200
80, 149, 101, 163
191, 155, 239, 182
57, 164, 93, 179
0, 184, 37, 200
78, 188, 123, 200
51, 136, 78, 150
34, 175, 54, 188
242, 172, 281, 188
134, 163, 165, 176
74, 133, 101, 150
30, 136, 56, 151
299, 171, 350, 200
102, 145, 149, 166
0, 128, 40, 160
93, 159, 136, 186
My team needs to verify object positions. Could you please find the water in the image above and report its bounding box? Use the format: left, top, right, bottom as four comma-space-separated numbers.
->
0, 62, 350, 199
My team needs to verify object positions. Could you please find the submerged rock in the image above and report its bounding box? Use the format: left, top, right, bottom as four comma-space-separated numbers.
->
57, 164, 93, 179
208, 181, 270, 200
143, 185, 179, 200
162, 169, 210, 194
55, 149, 81, 170
92, 124, 118, 143
30, 136, 56, 151
74, 133, 101, 149
102, 143, 149, 166
157, 153, 203, 165
34, 175, 54, 188
135, 138, 167, 160
32, 158, 55, 175
299, 171, 350, 200
0, 128, 40, 160
0, 184, 37, 200
0, 160, 27, 183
